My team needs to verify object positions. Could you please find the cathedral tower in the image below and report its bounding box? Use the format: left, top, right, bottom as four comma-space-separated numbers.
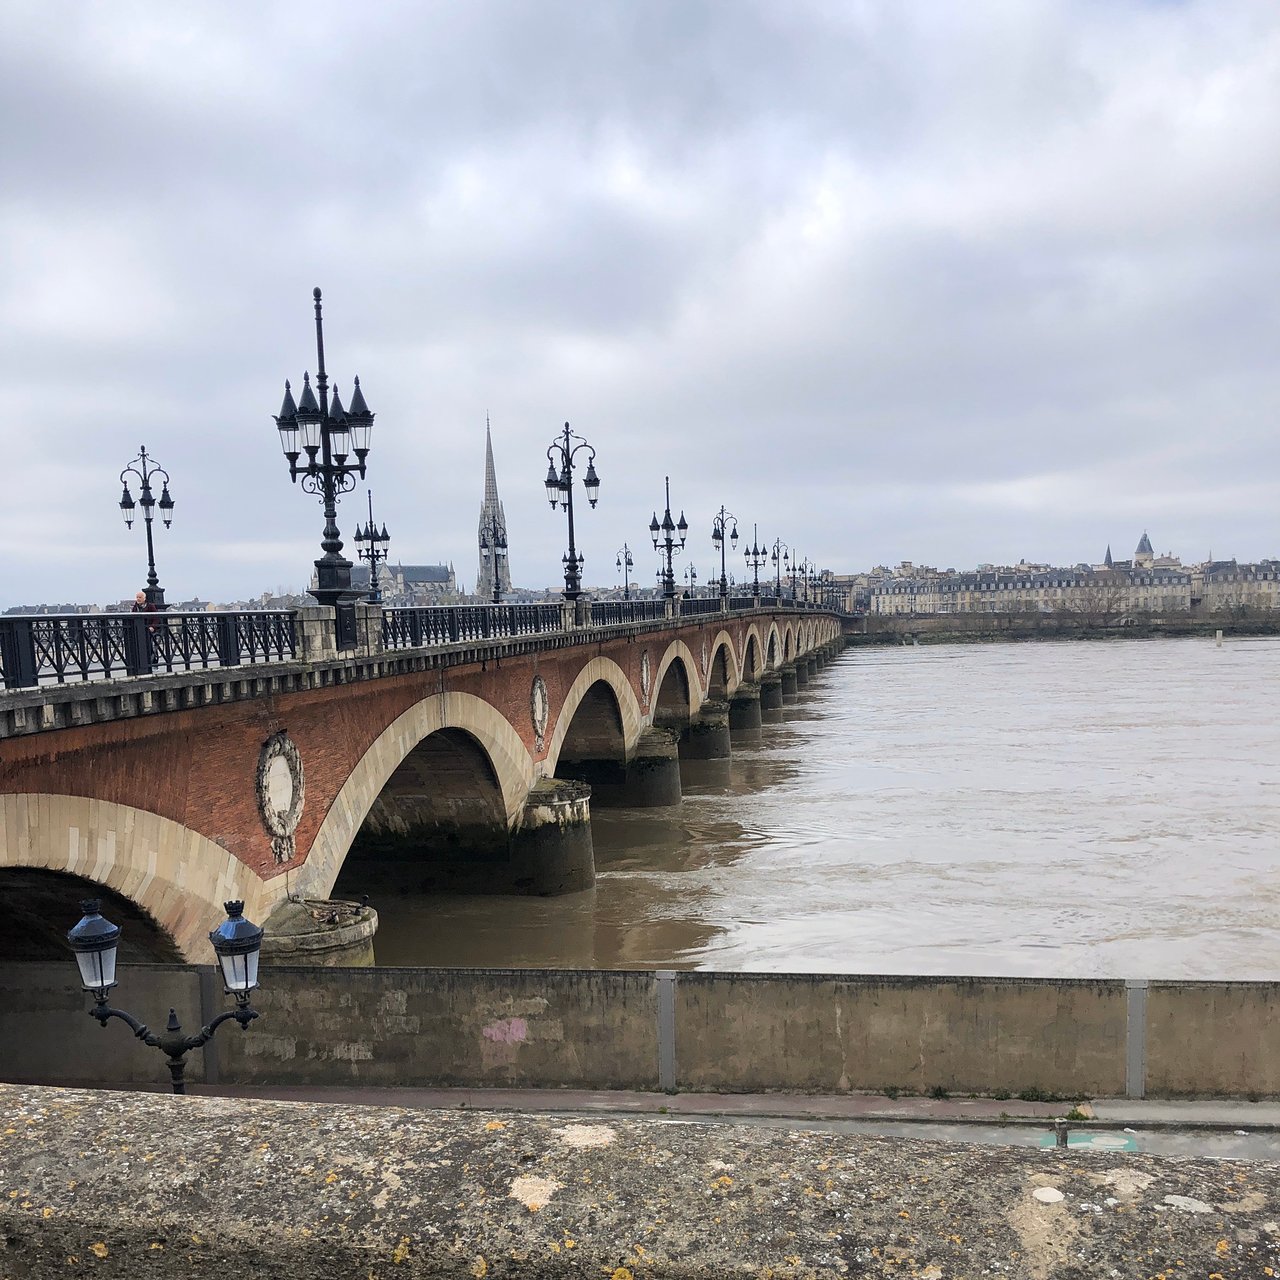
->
476, 418, 512, 598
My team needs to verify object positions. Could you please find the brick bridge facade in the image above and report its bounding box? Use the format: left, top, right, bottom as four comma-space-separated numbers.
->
0, 608, 840, 960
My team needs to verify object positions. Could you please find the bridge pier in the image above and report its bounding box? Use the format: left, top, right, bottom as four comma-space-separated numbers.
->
563, 728, 682, 808
791, 661, 810, 689
727, 683, 763, 731
779, 664, 799, 696
759, 673, 784, 710
340, 775, 594, 899
679, 699, 731, 760
510, 778, 595, 894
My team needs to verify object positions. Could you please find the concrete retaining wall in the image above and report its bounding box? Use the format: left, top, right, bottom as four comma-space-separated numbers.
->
675, 973, 1127, 1097
2, 963, 1277, 1098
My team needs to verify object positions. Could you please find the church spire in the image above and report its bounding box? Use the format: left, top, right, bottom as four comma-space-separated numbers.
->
477, 416, 512, 598
483, 414, 500, 508
1104, 544, 1113, 568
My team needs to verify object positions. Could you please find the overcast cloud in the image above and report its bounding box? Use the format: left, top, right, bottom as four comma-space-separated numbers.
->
1, 0, 1277, 608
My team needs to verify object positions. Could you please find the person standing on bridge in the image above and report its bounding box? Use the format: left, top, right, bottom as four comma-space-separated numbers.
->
131, 590, 160, 632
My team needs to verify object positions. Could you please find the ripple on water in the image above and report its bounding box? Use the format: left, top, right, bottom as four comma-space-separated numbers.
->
366, 637, 1280, 977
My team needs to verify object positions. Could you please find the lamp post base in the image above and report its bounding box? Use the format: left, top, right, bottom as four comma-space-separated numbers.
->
309, 556, 364, 608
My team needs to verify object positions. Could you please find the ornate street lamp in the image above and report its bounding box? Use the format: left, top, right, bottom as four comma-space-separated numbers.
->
479, 510, 509, 604
743, 524, 768, 598
710, 506, 739, 601
272, 287, 375, 607
352, 490, 391, 604
544, 422, 600, 601
67, 899, 263, 1095
799, 557, 816, 603
615, 544, 634, 599
770, 539, 791, 600
684, 563, 699, 597
649, 476, 688, 600
118, 446, 174, 608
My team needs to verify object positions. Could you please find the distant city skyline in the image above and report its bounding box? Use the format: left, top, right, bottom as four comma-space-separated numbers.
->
1, 2, 1277, 609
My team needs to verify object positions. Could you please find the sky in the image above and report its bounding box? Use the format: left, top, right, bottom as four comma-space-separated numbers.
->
1, 0, 1277, 608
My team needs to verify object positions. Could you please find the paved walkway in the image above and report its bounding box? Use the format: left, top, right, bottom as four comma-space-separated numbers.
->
168, 1082, 1280, 1128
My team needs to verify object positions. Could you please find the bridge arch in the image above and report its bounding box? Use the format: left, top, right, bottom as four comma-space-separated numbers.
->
741, 625, 764, 681
544, 656, 644, 777
765, 623, 780, 669
299, 691, 534, 901
651, 639, 701, 727
0, 793, 273, 962
706, 630, 741, 699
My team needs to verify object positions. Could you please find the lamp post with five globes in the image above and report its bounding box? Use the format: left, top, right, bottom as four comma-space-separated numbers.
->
743, 524, 768, 598
272, 288, 375, 607
649, 477, 688, 600
352, 490, 391, 604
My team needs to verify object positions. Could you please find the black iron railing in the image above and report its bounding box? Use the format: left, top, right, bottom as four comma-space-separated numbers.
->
728, 595, 757, 611
0, 611, 297, 690
382, 603, 564, 651
588, 599, 667, 626
678, 597, 723, 617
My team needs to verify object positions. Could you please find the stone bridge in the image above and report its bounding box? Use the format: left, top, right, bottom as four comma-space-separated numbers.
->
0, 605, 841, 962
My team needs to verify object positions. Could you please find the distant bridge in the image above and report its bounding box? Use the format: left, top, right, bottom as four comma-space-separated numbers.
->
0, 599, 841, 961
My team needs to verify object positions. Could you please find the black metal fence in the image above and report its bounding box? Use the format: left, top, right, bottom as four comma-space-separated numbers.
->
382, 603, 564, 651
0, 611, 297, 690
1, 598, 839, 692
678, 597, 724, 617
588, 599, 667, 626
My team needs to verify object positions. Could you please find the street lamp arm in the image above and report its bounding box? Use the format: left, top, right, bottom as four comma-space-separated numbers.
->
89, 999, 158, 1046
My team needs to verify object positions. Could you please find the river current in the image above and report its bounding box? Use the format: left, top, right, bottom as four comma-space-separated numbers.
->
367, 636, 1280, 979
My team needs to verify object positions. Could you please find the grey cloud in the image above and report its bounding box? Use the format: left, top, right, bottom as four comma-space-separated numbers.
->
1, 0, 1277, 608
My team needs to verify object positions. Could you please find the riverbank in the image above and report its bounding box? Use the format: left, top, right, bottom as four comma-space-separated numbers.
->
844, 610, 1280, 645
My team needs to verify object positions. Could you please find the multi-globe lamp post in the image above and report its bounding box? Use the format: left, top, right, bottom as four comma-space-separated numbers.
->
479, 510, 509, 604
272, 287, 375, 607
66, 898, 264, 1095
118, 446, 175, 607
352, 490, 391, 604
801, 558, 818, 603
615, 544, 634, 599
684, 564, 699, 597
771, 539, 791, 601
544, 422, 600, 601
743, 524, 768, 598
649, 477, 688, 600
710, 506, 739, 601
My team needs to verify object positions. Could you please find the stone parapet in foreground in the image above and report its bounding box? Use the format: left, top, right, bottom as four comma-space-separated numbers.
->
1, 1085, 1278, 1277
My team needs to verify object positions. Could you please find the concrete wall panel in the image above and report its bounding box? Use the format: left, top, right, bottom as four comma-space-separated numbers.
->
1146, 982, 1280, 1097
675, 973, 1128, 1097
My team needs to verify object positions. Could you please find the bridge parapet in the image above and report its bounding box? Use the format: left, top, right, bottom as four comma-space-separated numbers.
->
0, 608, 297, 690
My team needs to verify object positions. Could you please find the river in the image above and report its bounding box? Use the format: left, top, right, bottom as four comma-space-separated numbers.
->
362, 635, 1280, 979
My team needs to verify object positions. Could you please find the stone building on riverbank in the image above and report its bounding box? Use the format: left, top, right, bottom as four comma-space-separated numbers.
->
869, 533, 1279, 619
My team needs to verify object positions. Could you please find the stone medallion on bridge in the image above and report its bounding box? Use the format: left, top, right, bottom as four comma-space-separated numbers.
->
640, 650, 651, 710
531, 675, 550, 752
257, 731, 305, 865
700, 638, 710, 680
